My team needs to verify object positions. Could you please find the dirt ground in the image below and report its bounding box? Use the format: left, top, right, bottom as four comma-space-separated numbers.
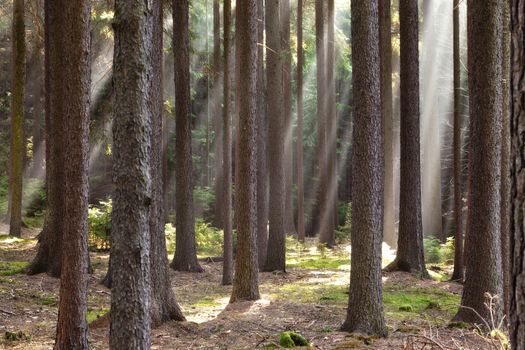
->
0, 227, 504, 349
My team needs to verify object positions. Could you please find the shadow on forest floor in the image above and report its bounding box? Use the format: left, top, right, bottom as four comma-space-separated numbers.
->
0, 230, 502, 349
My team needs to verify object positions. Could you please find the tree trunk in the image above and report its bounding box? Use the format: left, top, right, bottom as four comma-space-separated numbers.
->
110, 1, 153, 347
264, 0, 286, 272
230, 0, 260, 302
379, 0, 395, 248
281, 0, 295, 235
8, 0, 25, 238
501, 0, 511, 317
54, 1, 90, 348
510, 2, 525, 347
222, 0, 233, 286
27, 0, 66, 277
341, 0, 387, 337
296, 0, 305, 242
256, 0, 268, 268
453, 0, 504, 325
385, 0, 428, 277
171, 0, 203, 273
149, 0, 185, 327
450, 0, 464, 282
212, 0, 224, 229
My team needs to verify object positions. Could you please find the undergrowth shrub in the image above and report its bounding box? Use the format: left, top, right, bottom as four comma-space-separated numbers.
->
88, 199, 112, 251
424, 236, 455, 264
336, 202, 352, 243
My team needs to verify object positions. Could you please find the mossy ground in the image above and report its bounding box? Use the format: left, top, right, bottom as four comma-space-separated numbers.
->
0, 235, 494, 349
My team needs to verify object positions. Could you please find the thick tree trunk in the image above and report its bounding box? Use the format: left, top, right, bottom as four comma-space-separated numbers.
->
110, 1, 153, 347
296, 0, 305, 242
54, 1, 90, 349
379, 0, 395, 248
501, 0, 511, 317
510, 2, 525, 347
282, 0, 295, 235
450, 0, 464, 282
341, 0, 387, 337
149, 0, 185, 327
230, 0, 260, 302
171, 0, 203, 273
385, 0, 428, 277
256, 0, 268, 269
8, 0, 25, 238
454, 0, 504, 325
264, 0, 286, 272
222, 0, 233, 286
27, 0, 66, 277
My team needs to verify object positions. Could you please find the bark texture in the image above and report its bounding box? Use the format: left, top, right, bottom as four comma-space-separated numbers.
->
27, 0, 66, 277
54, 1, 90, 348
451, 0, 464, 282
454, 0, 504, 324
379, 0, 395, 248
264, 0, 286, 272
230, 0, 260, 302
149, 0, 185, 326
213, 0, 224, 229
282, 0, 295, 235
8, 0, 25, 238
222, 0, 233, 286
296, 0, 305, 241
171, 0, 203, 273
256, 0, 268, 268
511, 1, 525, 347
385, 0, 428, 277
110, 0, 153, 347
342, 0, 387, 337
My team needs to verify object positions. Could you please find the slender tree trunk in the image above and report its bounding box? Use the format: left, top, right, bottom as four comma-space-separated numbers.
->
501, 0, 511, 317
8, 0, 25, 238
379, 0, 395, 248
281, 0, 295, 235
256, 0, 268, 268
385, 0, 428, 277
212, 0, 224, 229
453, 0, 504, 324
110, 1, 153, 347
27, 0, 66, 277
54, 1, 90, 348
510, 2, 525, 347
230, 0, 260, 302
341, 0, 387, 337
149, 0, 185, 326
264, 0, 286, 272
296, 0, 305, 242
450, 0, 464, 282
171, 0, 203, 273
222, 0, 233, 286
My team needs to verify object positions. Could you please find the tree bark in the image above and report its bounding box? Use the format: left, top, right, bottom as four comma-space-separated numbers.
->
264, 0, 286, 272
222, 0, 233, 286
379, 0, 395, 248
27, 0, 66, 277
454, 0, 504, 325
8, 0, 25, 238
282, 0, 295, 235
149, 0, 185, 327
171, 0, 203, 273
450, 0, 464, 282
385, 0, 428, 277
54, 1, 90, 348
256, 0, 268, 268
510, 2, 525, 347
296, 0, 305, 242
110, 1, 153, 347
230, 0, 260, 302
341, 0, 387, 337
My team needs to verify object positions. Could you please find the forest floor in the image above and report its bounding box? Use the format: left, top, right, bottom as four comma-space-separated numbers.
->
0, 225, 506, 349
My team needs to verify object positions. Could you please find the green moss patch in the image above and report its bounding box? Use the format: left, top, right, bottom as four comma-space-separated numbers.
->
0, 261, 29, 276
87, 307, 110, 324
